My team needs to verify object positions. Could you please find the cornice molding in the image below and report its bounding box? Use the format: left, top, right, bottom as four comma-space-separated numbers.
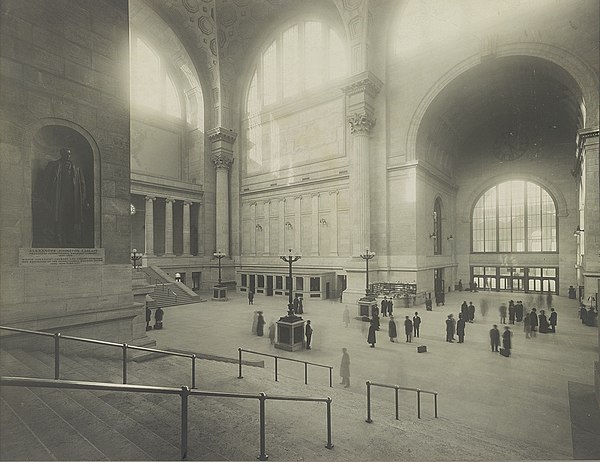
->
208, 126, 238, 144
341, 71, 383, 98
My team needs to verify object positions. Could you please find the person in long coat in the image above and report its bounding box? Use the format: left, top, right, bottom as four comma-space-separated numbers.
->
388, 299, 394, 317
515, 301, 524, 322
305, 320, 313, 349
373, 313, 380, 331
549, 308, 557, 333
457, 313, 466, 343
502, 326, 512, 356
268, 322, 276, 344
508, 301, 515, 324
298, 297, 304, 314
367, 318, 377, 347
529, 308, 538, 337
538, 310, 549, 333
489, 324, 500, 351
468, 302, 476, 323
381, 297, 388, 317
340, 348, 350, 387
388, 316, 398, 342
499, 304, 507, 324
445, 314, 455, 342
404, 316, 413, 342
256, 311, 266, 336
413, 312, 421, 338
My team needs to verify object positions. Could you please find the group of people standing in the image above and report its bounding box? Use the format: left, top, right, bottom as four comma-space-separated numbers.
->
368, 311, 422, 346
380, 297, 394, 317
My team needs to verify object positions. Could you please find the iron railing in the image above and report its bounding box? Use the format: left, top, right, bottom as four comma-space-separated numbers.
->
0, 326, 197, 388
238, 348, 333, 387
365, 380, 438, 421
0, 376, 333, 460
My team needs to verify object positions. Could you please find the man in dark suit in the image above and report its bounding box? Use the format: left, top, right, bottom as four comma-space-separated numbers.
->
529, 308, 538, 337
549, 308, 557, 332
305, 320, 313, 349
489, 325, 500, 352
445, 315, 454, 342
413, 312, 421, 338
457, 313, 466, 343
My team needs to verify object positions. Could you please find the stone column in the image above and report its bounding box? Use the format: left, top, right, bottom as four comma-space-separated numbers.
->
330, 190, 339, 256
343, 72, 382, 256
294, 196, 302, 254
183, 201, 191, 256
264, 201, 271, 255
196, 201, 203, 256
144, 196, 155, 256
209, 127, 237, 255
250, 202, 257, 255
311, 193, 320, 255
164, 198, 175, 256
278, 198, 286, 255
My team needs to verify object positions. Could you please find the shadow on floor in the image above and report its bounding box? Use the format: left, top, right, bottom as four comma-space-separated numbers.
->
569, 381, 600, 460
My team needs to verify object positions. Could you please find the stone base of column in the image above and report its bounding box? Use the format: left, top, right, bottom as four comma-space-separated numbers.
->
212, 285, 228, 301
275, 316, 305, 351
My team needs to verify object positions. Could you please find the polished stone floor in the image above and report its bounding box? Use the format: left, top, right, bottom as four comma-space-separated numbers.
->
148, 289, 600, 460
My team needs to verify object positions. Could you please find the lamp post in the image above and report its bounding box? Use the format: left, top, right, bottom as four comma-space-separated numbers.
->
280, 248, 301, 317
213, 249, 226, 286
131, 249, 142, 269
359, 249, 376, 297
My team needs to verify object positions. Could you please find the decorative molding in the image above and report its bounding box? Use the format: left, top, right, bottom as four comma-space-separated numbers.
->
342, 71, 383, 98
208, 126, 238, 144
165, 197, 176, 204
212, 155, 234, 170
144, 196, 156, 202
347, 112, 376, 134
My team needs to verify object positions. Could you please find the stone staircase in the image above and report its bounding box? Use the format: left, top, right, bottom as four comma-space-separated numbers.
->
0, 345, 567, 461
139, 266, 200, 309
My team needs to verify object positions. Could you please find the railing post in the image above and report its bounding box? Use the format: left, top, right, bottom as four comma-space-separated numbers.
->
258, 393, 268, 460
325, 397, 334, 449
54, 333, 61, 380
122, 344, 128, 384
395, 386, 399, 420
329, 367, 332, 388
238, 348, 243, 379
417, 389, 421, 419
180, 386, 189, 460
191, 354, 196, 389
365, 381, 372, 423
434, 393, 438, 418
274, 357, 278, 382
304, 362, 308, 385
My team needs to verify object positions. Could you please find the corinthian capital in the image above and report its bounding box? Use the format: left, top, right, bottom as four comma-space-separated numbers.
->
347, 113, 376, 135
212, 154, 234, 170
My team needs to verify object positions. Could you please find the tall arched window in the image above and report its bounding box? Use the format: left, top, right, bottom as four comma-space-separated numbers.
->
472, 181, 557, 253
433, 198, 442, 255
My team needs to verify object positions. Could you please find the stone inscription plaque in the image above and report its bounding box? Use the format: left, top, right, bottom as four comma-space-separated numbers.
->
19, 248, 105, 266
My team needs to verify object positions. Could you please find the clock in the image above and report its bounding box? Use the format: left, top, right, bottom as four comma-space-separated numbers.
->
493, 130, 529, 161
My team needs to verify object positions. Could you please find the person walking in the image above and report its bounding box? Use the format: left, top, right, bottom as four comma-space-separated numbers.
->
524, 310, 531, 338
499, 303, 507, 324
413, 312, 421, 338
381, 297, 388, 317
305, 320, 313, 349
489, 324, 500, 352
298, 297, 304, 314
549, 307, 557, 333
343, 306, 350, 328
340, 348, 350, 387
248, 290, 254, 305
404, 316, 413, 343
388, 316, 398, 342
515, 301, 524, 322
501, 326, 512, 356
461, 301, 468, 321
468, 302, 476, 323
268, 322, 276, 345
530, 308, 538, 336
367, 317, 377, 348
457, 313, 466, 343
256, 311, 266, 336
445, 314, 455, 342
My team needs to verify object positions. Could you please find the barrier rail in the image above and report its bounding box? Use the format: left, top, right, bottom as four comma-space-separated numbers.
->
365, 380, 438, 421
238, 348, 333, 388
0, 376, 333, 460
0, 326, 197, 388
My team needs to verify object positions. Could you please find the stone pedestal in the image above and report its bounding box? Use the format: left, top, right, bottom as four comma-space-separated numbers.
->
275, 315, 305, 351
358, 295, 378, 319
212, 285, 228, 301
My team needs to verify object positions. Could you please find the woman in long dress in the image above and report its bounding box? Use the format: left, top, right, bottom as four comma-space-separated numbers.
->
388, 316, 397, 342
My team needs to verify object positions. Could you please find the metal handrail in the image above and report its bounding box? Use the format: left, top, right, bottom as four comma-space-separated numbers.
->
0, 326, 197, 389
238, 348, 333, 387
365, 380, 438, 421
0, 376, 334, 460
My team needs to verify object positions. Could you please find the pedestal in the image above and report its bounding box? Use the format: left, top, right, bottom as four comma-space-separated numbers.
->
275, 315, 305, 351
212, 285, 228, 301
358, 295, 378, 319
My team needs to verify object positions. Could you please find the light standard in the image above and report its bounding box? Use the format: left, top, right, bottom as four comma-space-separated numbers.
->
359, 249, 376, 297
131, 249, 142, 269
280, 248, 301, 317
213, 249, 226, 287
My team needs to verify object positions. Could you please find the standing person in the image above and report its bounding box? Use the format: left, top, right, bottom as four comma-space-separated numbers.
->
305, 320, 313, 349
538, 310, 549, 333
388, 298, 394, 317
293, 294, 299, 314
480, 298, 489, 318
461, 301, 469, 321
298, 297, 304, 314
515, 301, 524, 322
549, 307, 557, 333
451, 314, 457, 340
367, 317, 377, 348
145, 305, 152, 331
524, 310, 531, 338
248, 290, 254, 305
501, 326, 512, 356
343, 306, 350, 328
508, 301, 515, 324
268, 322, 276, 345
404, 316, 413, 343
457, 313, 466, 343
445, 314, 455, 343
340, 348, 350, 387
256, 311, 266, 336
499, 303, 507, 324
381, 297, 388, 317
413, 312, 421, 338
154, 306, 164, 329
388, 316, 398, 342
489, 324, 500, 352
468, 302, 476, 323
530, 308, 538, 337
373, 312, 380, 331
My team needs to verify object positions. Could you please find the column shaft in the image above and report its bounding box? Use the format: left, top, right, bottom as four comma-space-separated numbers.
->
312, 194, 319, 255
330, 191, 339, 256
165, 198, 174, 255
183, 201, 191, 255
264, 201, 271, 255
215, 167, 229, 253
351, 132, 371, 256
144, 196, 155, 256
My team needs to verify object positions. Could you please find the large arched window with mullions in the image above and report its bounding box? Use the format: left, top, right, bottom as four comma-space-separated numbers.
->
472, 181, 557, 253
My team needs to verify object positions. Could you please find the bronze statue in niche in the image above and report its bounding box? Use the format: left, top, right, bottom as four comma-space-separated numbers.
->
33, 147, 92, 248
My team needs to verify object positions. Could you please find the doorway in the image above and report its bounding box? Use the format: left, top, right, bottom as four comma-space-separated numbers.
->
266, 276, 273, 296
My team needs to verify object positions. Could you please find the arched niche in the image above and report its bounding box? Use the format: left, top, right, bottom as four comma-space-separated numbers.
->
29, 121, 100, 248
